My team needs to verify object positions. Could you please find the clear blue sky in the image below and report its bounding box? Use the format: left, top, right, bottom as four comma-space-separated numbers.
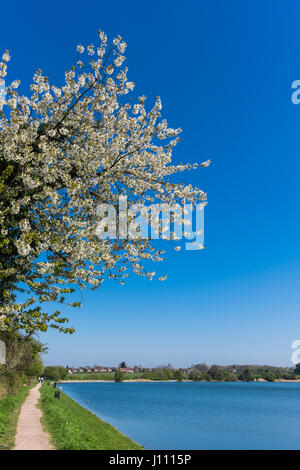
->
2, 0, 300, 367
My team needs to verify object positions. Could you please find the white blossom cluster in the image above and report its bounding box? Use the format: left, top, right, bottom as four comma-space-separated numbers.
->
0, 31, 207, 334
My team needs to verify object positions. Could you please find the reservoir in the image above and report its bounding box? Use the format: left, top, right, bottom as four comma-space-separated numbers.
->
60, 381, 300, 449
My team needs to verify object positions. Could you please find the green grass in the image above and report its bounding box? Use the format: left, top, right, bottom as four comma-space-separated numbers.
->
0, 384, 31, 450
39, 383, 144, 450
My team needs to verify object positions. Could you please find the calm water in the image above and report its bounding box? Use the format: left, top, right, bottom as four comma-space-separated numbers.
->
60, 381, 300, 449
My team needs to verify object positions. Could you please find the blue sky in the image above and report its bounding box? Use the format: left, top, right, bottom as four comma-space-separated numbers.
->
2, 0, 300, 367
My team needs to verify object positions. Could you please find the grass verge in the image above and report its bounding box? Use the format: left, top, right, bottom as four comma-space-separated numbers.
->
39, 382, 144, 450
0, 384, 31, 450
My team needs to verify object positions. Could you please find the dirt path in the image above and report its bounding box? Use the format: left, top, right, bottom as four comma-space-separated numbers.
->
14, 383, 53, 450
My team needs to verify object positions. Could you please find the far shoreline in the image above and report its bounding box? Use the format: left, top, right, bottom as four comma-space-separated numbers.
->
59, 379, 178, 383
58, 379, 300, 383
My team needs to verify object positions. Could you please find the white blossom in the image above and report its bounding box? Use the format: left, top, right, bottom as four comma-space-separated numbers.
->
0, 30, 206, 334
200, 159, 211, 168
2, 50, 10, 63
77, 45, 84, 54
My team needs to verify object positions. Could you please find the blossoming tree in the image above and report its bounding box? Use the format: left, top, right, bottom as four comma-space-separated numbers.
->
0, 31, 207, 334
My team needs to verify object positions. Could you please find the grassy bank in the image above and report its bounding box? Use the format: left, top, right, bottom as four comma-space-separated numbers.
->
0, 384, 31, 450
39, 383, 144, 450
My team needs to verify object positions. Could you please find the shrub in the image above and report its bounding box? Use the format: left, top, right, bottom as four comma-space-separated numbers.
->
114, 370, 124, 382
43, 366, 68, 381
0, 331, 44, 396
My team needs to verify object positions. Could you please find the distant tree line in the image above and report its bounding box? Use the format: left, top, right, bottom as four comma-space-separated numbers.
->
188, 363, 297, 382
47, 362, 300, 384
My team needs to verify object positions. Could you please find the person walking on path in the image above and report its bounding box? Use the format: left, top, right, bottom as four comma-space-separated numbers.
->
14, 382, 53, 450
